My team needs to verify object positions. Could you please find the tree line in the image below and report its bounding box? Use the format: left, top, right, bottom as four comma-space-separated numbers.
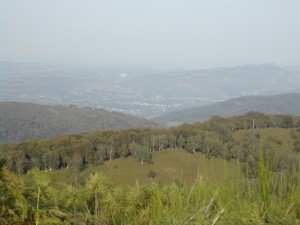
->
1, 112, 300, 176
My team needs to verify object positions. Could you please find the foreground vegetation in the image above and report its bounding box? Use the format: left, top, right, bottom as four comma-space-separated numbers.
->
1, 152, 300, 224
1, 113, 300, 224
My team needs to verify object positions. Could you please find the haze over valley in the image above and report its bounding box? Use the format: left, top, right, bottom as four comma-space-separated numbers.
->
2, 0, 300, 119
1, 62, 300, 118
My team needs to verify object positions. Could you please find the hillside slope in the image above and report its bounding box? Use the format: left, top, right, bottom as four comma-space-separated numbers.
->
153, 93, 300, 126
0, 102, 158, 143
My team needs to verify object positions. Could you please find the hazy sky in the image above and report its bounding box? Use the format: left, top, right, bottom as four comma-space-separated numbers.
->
1, 0, 300, 68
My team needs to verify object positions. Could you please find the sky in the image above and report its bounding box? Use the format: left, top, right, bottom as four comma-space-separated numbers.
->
1, 0, 300, 69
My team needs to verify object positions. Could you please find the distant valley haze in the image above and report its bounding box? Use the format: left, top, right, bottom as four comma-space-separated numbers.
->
1, 62, 300, 118
1, 0, 300, 117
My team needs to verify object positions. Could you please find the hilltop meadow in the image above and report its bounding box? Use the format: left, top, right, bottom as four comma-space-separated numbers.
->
1, 112, 300, 224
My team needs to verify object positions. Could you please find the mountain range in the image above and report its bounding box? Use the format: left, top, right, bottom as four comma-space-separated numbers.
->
1, 62, 300, 117
1, 93, 300, 142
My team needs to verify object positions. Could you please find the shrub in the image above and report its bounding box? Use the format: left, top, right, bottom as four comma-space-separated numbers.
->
148, 170, 156, 179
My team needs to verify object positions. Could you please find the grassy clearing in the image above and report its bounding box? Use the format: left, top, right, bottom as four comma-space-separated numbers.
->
81, 149, 238, 186
32, 148, 237, 188
81, 128, 298, 186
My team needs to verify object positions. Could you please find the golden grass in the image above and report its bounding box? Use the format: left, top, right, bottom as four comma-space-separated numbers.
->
84, 149, 238, 186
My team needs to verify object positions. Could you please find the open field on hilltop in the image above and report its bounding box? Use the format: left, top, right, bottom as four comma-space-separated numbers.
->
92, 128, 298, 186
45, 149, 238, 187
21, 127, 299, 187
84, 149, 238, 186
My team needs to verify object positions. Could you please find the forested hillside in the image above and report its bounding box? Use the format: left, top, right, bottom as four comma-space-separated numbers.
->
1, 112, 300, 175
0, 102, 158, 143
1, 113, 300, 224
153, 93, 300, 126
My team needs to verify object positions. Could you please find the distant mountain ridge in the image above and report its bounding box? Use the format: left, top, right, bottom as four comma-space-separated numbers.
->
153, 93, 300, 126
0, 102, 158, 143
1, 62, 300, 117
122, 64, 300, 99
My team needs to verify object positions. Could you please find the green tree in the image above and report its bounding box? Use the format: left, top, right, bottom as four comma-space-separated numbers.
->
84, 172, 113, 224
136, 146, 151, 164
177, 135, 186, 148
128, 141, 141, 156
186, 136, 197, 153
28, 168, 51, 225
0, 158, 30, 224
118, 143, 130, 158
